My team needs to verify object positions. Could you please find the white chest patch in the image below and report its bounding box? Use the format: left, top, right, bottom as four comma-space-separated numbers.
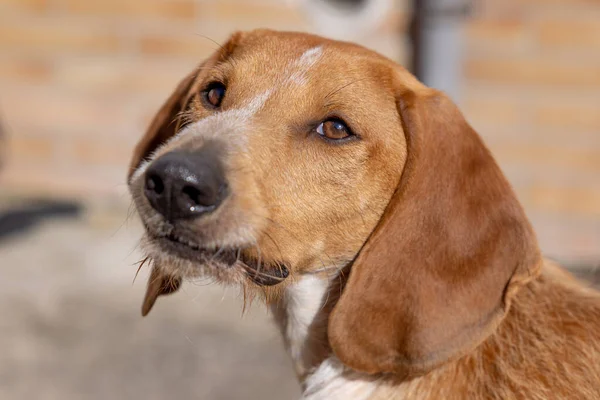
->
277, 275, 380, 400
283, 275, 329, 370
301, 358, 379, 400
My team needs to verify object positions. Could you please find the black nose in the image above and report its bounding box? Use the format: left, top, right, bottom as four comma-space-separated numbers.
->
143, 148, 228, 221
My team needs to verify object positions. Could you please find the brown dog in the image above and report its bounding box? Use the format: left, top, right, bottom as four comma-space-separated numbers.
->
128, 30, 600, 399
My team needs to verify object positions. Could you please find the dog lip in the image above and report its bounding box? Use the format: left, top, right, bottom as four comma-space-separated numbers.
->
150, 232, 238, 264
146, 229, 290, 286
161, 232, 204, 251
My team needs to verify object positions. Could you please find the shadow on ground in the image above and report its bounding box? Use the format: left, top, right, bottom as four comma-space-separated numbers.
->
0, 199, 81, 240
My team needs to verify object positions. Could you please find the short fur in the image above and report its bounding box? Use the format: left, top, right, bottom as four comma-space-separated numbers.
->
128, 30, 600, 399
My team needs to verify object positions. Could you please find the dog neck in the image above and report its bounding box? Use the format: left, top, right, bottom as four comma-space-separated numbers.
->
270, 273, 380, 399
268, 264, 588, 400
271, 274, 331, 379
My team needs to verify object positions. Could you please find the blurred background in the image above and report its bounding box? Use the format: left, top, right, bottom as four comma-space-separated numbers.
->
0, 0, 598, 399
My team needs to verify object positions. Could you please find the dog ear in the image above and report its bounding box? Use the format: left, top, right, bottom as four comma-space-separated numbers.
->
141, 265, 182, 317
328, 86, 542, 379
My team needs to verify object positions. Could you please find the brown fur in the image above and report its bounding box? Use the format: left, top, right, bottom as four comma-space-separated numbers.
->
128, 30, 600, 398
369, 267, 600, 399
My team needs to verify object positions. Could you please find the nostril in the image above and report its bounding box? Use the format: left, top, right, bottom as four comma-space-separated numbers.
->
182, 184, 214, 208
182, 185, 200, 204
146, 174, 164, 195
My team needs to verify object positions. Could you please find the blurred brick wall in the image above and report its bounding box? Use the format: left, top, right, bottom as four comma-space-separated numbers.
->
462, 0, 600, 264
0, 0, 406, 198
0, 0, 598, 262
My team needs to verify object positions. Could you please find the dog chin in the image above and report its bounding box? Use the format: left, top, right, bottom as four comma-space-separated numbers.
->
141, 233, 249, 285
140, 230, 292, 288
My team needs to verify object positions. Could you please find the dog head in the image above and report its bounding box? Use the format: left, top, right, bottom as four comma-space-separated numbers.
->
128, 30, 541, 378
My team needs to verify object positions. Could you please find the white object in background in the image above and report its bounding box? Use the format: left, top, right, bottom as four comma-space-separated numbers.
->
292, 0, 393, 40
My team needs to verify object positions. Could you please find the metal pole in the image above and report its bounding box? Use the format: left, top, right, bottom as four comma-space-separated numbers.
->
410, 0, 471, 103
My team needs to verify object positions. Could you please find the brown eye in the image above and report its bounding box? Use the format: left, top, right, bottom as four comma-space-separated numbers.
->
316, 119, 352, 141
203, 82, 226, 108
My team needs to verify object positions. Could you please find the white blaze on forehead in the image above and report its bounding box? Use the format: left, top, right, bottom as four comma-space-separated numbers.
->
296, 46, 323, 68
245, 88, 273, 114
284, 45, 324, 86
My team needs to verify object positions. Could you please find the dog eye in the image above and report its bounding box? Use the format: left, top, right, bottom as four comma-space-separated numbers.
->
203, 82, 226, 108
316, 119, 352, 141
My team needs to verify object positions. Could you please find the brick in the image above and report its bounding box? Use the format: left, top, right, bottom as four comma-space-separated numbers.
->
530, 213, 600, 263
534, 104, 600, 131
537, 19, 600, 50
0, 163, 127, 199
481, 125, 599, 157
0, 58, 54, 83
498, 161, 597, 194
204, 1, 307, 31
465, 18, 529, 50
52, 57, 195, 94
518, 0, 598, 5
0, 0, 48, 13
465, 57, 600, 88
491, 144, 600, 174
526, 185, 600, 217
8, 136, 55, 161
463, 97, 523, 126
55, 0, 196, 21
0, 85, 137, 139
71, 139, 134, 167
0, 23, 121, 55
139, 35, 216, 57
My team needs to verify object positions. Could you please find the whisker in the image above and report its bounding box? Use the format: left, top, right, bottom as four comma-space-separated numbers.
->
251, 233, 260, 280
240, 265, 288, 280
262, 231, 285, 262
324, 78, 368, 101
132, 256, 151, 285
192, 33, 225, 52
189, 277, 217, 287
241, 280, 249, 315
109, 199, 138, 240
209, 246, 224, 263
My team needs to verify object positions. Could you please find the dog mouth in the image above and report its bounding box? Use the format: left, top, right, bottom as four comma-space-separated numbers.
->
152, 231, 238, 264
148, 231, 289, 286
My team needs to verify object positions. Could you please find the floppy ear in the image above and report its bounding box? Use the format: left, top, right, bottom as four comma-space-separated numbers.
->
127, 69, 198, 179
328, 87, 542, 379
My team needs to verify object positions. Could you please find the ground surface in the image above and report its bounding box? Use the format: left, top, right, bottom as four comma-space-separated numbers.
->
0, 201, 300, 400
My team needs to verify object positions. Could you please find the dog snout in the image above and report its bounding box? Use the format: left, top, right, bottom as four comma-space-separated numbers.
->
143, 147, 228, 221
